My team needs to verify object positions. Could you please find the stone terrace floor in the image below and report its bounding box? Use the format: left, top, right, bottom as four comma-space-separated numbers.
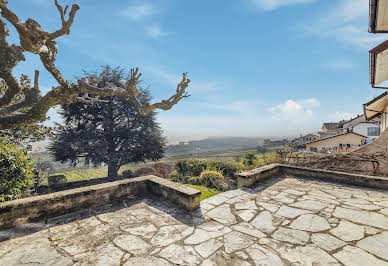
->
1, 176, 388, 265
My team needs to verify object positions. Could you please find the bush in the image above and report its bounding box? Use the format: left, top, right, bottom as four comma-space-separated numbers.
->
154, 162, 173, 178
206, 160, 241, 178
199, 170, 224, 189
175, 159, 208, 176
122, 170, 134, 179
0, 139, 35, 201
187, 176, 201, 185
134, 167, 156, 177
174, 159, 239, 177
47, 175, 67, 187
168, 170, 184, 183
242, 152, 258, 170
175, 159, 189, 176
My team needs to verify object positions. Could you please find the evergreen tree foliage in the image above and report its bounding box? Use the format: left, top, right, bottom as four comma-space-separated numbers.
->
49, 66, 166, 179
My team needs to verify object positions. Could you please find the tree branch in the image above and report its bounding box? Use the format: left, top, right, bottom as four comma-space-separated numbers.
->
49, 0, 79, 40
0, 1, 190, 130
0, 70, 42, 115
135, 73, 191, 115
0, 19, 25, 107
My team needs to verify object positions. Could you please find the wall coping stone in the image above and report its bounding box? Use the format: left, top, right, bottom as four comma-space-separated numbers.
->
237, 164, 388, 190
0, 175, 200, 230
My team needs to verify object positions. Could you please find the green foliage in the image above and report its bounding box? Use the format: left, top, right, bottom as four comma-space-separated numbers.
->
199, 170, 224, 189
0, 139, 35, 200
135, 167, 156, 177
167, 170, 185, 183
242, 152, 258, 169
154, 162, 173, 178
174, 159, 240, 178
187, 159, 208, 176
187, 176, 201, 185
206, 160, 241, 177
49, 66, 166, 179
175, 159, 207, 176
47, 175, 67, 187
184, 184, 220, 201
122, 170, 134, 179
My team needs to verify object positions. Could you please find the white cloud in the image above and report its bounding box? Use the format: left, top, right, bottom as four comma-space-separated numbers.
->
250, 0, 315, 11
119, 3, 159, 21
146, 25, 172, 39
269, 98, 320, 122
297, 98, 320, 108
304, 0, 386, 49
324, 58, 354, 70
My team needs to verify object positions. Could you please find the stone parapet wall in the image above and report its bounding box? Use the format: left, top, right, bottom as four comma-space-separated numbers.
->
0, 175, 200, 230
237, 164, 282, 187
237, 164, 388, 190
281, 165, 388, 190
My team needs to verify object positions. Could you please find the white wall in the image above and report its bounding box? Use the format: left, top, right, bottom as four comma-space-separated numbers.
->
343, 123, 380, 138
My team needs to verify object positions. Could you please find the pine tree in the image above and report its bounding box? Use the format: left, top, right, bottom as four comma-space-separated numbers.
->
49, 67, 166, 179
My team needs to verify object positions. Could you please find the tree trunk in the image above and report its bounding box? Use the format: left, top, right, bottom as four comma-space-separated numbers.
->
107, 160, 119, 180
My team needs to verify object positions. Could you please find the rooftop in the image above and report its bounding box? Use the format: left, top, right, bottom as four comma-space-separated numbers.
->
1, 174, 388, 265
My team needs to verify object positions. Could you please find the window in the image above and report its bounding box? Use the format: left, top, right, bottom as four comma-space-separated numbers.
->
368, 127, 379, 136
347, 144, 351, 148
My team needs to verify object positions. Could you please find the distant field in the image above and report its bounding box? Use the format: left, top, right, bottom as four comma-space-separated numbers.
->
165, 146, 266, 161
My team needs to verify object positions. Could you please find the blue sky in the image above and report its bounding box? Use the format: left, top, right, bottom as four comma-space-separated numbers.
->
5, 0, 387, 142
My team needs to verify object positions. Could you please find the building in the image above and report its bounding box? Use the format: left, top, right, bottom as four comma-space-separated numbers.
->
292, 134, 319, 146
318, 121, 345, 139
305, 132, 366, 153
364, 91, 388, 134
342, 114, 380, 140
369, 0, 388, 33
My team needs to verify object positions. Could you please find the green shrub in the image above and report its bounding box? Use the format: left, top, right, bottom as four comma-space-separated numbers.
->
135, 167, 156, 177
199, 170, 224, 189
48, 175, 67, 187
206, 160, 241, 178
122, 170, 134, 179
175, 159, 189, 176
242, 152, 258, 169
175, 159, 207, 176
168, 170, 184, 183
187, 176, 201, 185
187, 159, 208, 176
0, 139, 35, 201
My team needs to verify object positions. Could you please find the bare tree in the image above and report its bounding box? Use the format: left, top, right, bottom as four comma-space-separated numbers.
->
0, 0, 190, 130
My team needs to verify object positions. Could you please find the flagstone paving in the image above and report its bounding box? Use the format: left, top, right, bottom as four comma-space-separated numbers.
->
1, 176, 388, 265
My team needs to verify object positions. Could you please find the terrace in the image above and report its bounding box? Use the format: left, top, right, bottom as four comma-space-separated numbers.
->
1, 165, 388, 265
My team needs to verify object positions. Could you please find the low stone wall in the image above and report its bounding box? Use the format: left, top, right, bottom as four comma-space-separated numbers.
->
237, 164, 281, 187
281, 165, 388, 190
0, 175, 200, 230
237, 164, 388, 190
